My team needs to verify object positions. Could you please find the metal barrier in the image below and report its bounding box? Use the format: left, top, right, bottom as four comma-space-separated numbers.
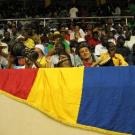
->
0, 16, 134, 27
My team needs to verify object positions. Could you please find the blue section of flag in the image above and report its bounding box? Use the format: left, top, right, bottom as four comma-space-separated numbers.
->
77, 67, 135, 134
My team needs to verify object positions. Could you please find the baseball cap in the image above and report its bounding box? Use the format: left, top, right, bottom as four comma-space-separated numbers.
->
35, 44, 45, 55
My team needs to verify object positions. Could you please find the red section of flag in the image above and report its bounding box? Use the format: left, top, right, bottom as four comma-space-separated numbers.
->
0, 69, 38, 99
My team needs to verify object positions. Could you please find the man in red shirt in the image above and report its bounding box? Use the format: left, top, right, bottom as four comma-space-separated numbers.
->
85, 31, 100, 51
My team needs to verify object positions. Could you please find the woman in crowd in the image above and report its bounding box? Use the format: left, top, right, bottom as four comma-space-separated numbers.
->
34, 44, 51, 68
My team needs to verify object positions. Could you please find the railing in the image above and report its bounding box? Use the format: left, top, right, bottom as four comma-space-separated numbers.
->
0, 16, 134, 27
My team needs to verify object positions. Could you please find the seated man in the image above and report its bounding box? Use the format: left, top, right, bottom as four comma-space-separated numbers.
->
56, 53, 73, 67
94, 42, 128, 66
77, 43, 96, 67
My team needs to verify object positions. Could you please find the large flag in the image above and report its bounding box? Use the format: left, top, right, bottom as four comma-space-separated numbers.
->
0, 67, 135, 135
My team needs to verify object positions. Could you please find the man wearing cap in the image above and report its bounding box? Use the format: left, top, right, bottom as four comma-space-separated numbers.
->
48, 31, 71, 56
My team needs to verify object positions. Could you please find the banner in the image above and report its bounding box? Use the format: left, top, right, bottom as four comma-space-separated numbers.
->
0, 67, 134, 135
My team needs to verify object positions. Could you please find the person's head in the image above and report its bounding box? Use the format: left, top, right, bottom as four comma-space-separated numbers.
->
60, 27, 68, 37
75, 25, 80, 32
57, 53, 72, 67
120, 19, 126, 27
35, 44, 45, 56
125, 31, 131, 41
22, 30, 33, 40
101, 35, 108, 47
100, 29, 107, 37
4, 31, 10, 40
132, 44, 135, 53
132, 28, 135, 36
54, 39, 65, 55
0, 46, 3, 54
93, 31, 99, 40
53, 31, 61, 42
17, 56, 26, 66
70, 40, 78, 53
3, 24, 8, 31
107, 18, 113, 26
12, 26, 17, 35
116, 26, 123, 34
107, 31, 114, 39
69, 23, 75, 30
117, 36, 125, 47
106, 42, 116, 57
0, 47, 2, 53
123, 26, 130, 32
77, 44, 92, 61
86, 24, 93, 31
86, 29, 92, 37
16, 35, 25, 42
0, 43, 7, 54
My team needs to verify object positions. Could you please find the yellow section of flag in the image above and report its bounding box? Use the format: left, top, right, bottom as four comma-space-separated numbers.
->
27, 67, 84, 124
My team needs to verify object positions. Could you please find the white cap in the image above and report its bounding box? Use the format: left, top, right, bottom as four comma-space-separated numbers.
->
54, 31, 60, 35
78, 38, 86, 43
16, 35, 25, 39
0, 42, 7, 48
108, 39, 116, 45
35, 44, 45, 55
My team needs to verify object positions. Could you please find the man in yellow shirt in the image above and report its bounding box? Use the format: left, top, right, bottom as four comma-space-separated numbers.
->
93, 42, 128, 66
23, 31, 35, 49
24, 38, 35, 49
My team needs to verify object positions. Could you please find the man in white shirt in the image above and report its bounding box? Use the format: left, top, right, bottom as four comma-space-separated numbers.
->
69, 5, 78, 18
0, 42, 8, 55
72, 25, 86, 41
115, 6, 121, 16
94, 36, 108, 57
124, 31, 135, 51
0, 43, 8, 69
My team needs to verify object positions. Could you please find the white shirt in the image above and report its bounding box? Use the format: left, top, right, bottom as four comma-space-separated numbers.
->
69, 7, 78, 18
69, 31, 75, 40
0, 29, 4, 35
69, 54, 83, 67
0, 42, 8, 55
115, 7, 121, 15
124, 36, 135, 51
70, 29, 86, 40
94, 44, 108, 56
51, 55, 59, 67
79, 29, 86, 39
0, 56, 8, 69
50, 54, 82, 67
108, 38, 116, 45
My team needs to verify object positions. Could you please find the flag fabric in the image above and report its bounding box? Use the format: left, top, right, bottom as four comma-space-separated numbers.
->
0, 67, 135, 135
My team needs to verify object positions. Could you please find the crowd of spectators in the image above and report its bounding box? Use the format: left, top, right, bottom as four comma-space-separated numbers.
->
0, 0, 132, 19
0, 17, 135, 69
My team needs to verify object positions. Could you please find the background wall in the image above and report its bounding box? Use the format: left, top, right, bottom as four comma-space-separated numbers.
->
0, 95, 105, 135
